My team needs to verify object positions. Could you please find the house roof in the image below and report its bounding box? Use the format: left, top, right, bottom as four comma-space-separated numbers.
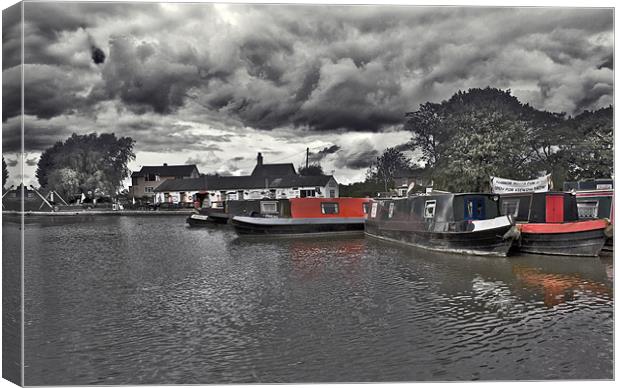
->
153, 174, 336, 192
251, 163, 297, 177
154, 176, 208, 192
131, 164, 198, 178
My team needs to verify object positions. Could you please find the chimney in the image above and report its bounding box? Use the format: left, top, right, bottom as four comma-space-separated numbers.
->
257, 152, 263, 166
163, 163, 168, 166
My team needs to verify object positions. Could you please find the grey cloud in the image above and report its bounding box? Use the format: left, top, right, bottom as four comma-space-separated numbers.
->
6, 4, 614, 148
25, 157, 38, 166
333, 140, 379, 170
5, 159, 18, 167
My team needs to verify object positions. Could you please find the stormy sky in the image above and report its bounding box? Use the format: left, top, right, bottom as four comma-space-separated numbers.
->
1, 1, 613, 187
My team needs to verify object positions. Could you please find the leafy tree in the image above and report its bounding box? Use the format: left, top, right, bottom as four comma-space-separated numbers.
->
403, 87, 600, 192
366, 147, 412, 192
339, 181, 385, 198
2, 156, 8, 189
562, 107, 613, 181
298, 163, 324, 176
36, 133, 135, 201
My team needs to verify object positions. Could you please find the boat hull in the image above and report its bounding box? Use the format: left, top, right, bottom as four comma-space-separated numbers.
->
186, 208, 230, 226
364, 220, 515, 257
231, 216, 365, 236
516, 220, 609, 257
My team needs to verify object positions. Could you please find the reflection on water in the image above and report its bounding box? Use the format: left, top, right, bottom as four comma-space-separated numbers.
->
17, 216, 613, 384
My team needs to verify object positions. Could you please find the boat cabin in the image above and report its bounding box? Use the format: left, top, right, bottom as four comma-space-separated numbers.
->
288, 197, 370, 218
499, 192, 579, 223
369, 193, 503, 232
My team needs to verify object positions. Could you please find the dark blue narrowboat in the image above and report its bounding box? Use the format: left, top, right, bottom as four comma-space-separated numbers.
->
364, 193, 518, 256
499, 192, 611, 257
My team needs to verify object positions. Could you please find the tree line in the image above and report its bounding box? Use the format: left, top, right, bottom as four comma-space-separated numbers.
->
343, 87, 613, 195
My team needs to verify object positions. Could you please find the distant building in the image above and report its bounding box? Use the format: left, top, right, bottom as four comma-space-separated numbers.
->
393, 168, 432, 197
128, 163, 199, 202
153, 153, 339, 205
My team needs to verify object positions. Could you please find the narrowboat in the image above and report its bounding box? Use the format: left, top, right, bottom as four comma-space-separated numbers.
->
499, 192, 610, 256
231, 197, 370, 236
564, 179, 613, 251
364, 193, 518, 256
187, 199, 291, 226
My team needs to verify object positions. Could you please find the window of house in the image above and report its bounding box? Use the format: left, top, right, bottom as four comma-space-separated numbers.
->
329, 189, 336, 198
577, 201, 599, 219
300, 189, 316, 198
321, 202, 339, 214
27, 192, 34, 198
424, 200, 436, 219
145, 173, 157, 181
388, 202, 395, 218
501, 198, 520, 217
260, 201, 278, 215
145, 187, 154, 193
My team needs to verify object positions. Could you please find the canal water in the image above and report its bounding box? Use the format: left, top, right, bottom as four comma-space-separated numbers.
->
6, 215, 614, 384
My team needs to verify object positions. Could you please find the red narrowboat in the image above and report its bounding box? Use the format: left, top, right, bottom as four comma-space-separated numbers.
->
499, 192, 611, 257
231, 197, 371, 236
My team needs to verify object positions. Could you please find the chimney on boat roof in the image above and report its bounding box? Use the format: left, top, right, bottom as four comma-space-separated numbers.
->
163, 163, 168, 166
257, 152, 263, 166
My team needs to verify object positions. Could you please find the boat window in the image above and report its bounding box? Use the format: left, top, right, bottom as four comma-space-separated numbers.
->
501, 198, 520, 217
464, 198, 485, 220
321, 202, 339, 214
424, 200, 436, 218
388, 202, 395, 218
362, 202, 370, 214
577, 200, 599, 219
371, 202, 378, 218
260, 201, 278, 215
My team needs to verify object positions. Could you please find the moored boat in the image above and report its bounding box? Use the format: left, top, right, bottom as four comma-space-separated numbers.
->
231, 197, 370, 236
187, 199, 291, 226
499, 192, 610, 256
364, 193, 518, 256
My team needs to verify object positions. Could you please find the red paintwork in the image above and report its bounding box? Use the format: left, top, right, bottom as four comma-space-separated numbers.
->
518, 219, 609, 234
545, 195, 564, 223
289, 197, 370, 218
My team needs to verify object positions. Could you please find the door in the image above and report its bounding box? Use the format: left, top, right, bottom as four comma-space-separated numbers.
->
464, 197, 485, 220
545, 195, 564, 223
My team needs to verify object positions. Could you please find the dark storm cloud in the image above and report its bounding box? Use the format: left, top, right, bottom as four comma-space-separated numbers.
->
5, 3, 613, 149
308, 144, 342, 162
333, 140, 379, 170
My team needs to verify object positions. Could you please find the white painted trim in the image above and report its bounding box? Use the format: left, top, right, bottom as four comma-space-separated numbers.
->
470, 216, 513, 231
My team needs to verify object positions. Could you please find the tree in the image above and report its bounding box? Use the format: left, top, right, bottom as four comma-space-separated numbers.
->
562, 107, 613, 181
2, 156, 8, 189
298, 163, 324, 176
36, 133, 135, 201
366, 147, 412, 192
404, 87, 584, 192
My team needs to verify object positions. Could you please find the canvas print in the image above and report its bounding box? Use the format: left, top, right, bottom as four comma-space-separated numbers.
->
1, 1, 614, 385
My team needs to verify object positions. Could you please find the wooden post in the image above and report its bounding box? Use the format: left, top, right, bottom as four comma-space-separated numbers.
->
306, 147, 309, 169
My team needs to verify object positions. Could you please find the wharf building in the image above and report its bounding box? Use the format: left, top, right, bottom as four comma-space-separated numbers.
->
153, 153, 339, 206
